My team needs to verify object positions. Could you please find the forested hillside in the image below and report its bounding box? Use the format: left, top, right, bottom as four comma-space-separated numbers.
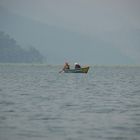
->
0, 31, 44, 63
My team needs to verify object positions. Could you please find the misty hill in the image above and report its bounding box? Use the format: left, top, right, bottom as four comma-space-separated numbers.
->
0, 6, 139, 64
0, 31, 44, 63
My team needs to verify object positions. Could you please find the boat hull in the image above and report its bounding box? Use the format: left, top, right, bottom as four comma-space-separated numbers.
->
64, 66, 89, 73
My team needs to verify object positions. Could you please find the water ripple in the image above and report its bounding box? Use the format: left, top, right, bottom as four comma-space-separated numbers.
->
0, 65, 140, 140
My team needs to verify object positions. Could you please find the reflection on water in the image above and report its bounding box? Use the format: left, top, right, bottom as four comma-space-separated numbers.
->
0, 64, 140, 140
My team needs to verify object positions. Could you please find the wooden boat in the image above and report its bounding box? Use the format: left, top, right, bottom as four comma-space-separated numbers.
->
63, 66, 89, 73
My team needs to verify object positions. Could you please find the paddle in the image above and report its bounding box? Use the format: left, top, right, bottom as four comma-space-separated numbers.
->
59, 70, 64, 73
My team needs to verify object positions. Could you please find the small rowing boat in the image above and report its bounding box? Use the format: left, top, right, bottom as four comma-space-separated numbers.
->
63, 66, 89, 73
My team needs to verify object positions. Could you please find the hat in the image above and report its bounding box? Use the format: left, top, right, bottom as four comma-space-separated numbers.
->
74, 62, 78, 65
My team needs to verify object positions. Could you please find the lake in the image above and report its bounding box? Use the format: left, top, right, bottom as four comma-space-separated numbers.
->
0, 64, 140, 140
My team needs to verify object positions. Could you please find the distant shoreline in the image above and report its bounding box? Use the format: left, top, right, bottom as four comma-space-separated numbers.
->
0, 63, 140, 67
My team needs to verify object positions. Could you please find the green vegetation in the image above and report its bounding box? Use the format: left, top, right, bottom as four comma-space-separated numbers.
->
0, 31, 44, 63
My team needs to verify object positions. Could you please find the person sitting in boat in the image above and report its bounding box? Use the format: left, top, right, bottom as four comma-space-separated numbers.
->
63, 62, 70, 70
74, 63, 81, 69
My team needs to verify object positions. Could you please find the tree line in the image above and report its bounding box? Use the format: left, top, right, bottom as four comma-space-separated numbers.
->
0, 31, 44, 63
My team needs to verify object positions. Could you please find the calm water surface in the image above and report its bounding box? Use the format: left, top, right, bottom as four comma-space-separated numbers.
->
0, 64, 140, 140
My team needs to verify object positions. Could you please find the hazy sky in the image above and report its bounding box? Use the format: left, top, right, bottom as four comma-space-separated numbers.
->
0, 0, 140, 64
1, 0, 140, 32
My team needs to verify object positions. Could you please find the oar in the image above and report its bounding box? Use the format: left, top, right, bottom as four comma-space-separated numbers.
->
59, 70, 64, 73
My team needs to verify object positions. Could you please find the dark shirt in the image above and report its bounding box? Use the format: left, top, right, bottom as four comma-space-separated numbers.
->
75, 64, 81, 69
